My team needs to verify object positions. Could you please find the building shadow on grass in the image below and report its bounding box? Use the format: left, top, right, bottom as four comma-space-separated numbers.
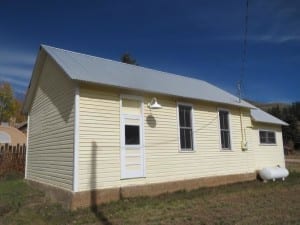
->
91, 141, 112, 225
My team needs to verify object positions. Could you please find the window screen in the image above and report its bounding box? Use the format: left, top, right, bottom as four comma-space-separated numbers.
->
259, 131, 276, 144
219, 110, 231, 149
178, 105, 193, 150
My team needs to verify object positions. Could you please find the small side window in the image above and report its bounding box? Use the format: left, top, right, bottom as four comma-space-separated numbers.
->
219, 110, 231, 150
178, 104, 194, 151
259, 130, 276, 144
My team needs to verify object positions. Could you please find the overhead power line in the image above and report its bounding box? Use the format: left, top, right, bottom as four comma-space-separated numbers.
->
238, 0, 249, 102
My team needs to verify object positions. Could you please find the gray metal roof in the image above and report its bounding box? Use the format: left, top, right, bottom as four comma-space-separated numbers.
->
42, 45, 254, 109
23, 44, 288, 126
251, 108, 288, 126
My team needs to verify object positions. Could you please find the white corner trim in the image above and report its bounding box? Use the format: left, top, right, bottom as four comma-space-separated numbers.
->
73, 87, 80, 192
25, 115, 30, 179
140, 97, 146, 178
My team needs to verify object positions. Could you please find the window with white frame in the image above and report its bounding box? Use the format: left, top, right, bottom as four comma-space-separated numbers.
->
259, 130, 276, 144
178, 104, 194, 151
219, 110, 231, 150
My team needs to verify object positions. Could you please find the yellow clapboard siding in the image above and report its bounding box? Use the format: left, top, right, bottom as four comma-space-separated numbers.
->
78, 85, 284, 191
79, 86, 120, 191
28, 161, 73, 167
251, 122, 285, 169
27, 173, 73, 190
27, 57, 285, 193
27, 56, 75, 191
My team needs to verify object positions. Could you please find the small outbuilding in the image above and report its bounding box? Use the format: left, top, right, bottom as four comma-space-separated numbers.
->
23, 45, 288, 209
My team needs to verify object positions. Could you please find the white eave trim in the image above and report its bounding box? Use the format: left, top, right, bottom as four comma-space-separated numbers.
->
251, 118, 288, 126
73, 86, 80, 192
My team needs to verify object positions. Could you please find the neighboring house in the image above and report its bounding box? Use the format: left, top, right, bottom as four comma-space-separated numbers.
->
22, 45, 288, 209
0, 123, 26, 145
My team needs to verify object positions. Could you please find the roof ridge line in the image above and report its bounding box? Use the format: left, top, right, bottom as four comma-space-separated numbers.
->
41, 44, 216, 85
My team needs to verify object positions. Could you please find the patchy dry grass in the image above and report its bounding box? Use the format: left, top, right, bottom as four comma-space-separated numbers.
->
286, 151, 300, 160
286, 150, 300, 173
1, 172, 300, 225
287, 162, 300, 173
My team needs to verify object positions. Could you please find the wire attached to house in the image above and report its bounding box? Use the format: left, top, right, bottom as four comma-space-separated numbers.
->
238, 0, 249, 102
239, 0, 250, 154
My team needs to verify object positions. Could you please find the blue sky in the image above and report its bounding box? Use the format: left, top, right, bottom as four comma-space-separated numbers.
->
0, 0, 299, 102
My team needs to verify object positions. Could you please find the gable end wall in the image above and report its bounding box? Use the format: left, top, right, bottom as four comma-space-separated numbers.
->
251, 122, 285, 169
26, 56, 75, 191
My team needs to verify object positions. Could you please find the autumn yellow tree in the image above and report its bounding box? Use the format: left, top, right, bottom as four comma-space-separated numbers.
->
0, 82, 16, 122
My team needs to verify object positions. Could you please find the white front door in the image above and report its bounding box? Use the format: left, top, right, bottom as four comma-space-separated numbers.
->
120, 96, 145, 179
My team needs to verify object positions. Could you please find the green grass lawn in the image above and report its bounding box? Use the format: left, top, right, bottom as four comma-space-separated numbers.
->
1, 167, 300, 225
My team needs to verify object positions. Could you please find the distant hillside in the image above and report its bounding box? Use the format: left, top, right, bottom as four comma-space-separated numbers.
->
246, 100, 300, 149
246, 100, 290, 112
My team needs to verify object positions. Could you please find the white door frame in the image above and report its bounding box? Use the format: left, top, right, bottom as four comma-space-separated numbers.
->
120, 95, 145, 179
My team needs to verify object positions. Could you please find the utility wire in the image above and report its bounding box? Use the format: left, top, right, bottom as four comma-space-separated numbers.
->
238, 0, 249, 102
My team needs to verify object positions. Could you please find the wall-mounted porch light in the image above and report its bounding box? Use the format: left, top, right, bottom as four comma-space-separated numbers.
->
147, 97, 162, 109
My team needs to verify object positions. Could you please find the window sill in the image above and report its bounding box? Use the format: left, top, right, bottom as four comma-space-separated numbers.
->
220, 148, 233, 152
179, 149, 195, 153
120, 176, 146, 180
259, 143, 277, 146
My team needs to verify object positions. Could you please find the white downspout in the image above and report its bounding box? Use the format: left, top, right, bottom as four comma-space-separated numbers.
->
240, 108, 248, 151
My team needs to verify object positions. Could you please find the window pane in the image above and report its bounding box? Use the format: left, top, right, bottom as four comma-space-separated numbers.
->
259, 131, 266, 143
221, 130, 230, 149
125, 125, 140, 145
219, 110, 231, 149
180, 128, 186, 149
267, 131, 276, 144
179, 105, 192, 127
259, 131, 266, 138
179, 105, 193, 151
268, 132, 275, 139
185, 108, 191, 127
185, 128, 192, 149
226, 131, 231, 148
219, 111, 224, 129
179, 107, 185, 127
223, 112, 229, 129
219, 111, 229, 130
268, 137, 275, 144
180, 128, 192, 149
260, 137, 267, 143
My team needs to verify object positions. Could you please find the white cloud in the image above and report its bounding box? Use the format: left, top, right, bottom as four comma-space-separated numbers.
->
0, 65, 32, 78
247, 34, 300, 43
218, 34, 300, 44
275, 35, 300, 43
0, 49, 36, 65
0, 76, 29, 88
0, 48, 35, 94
